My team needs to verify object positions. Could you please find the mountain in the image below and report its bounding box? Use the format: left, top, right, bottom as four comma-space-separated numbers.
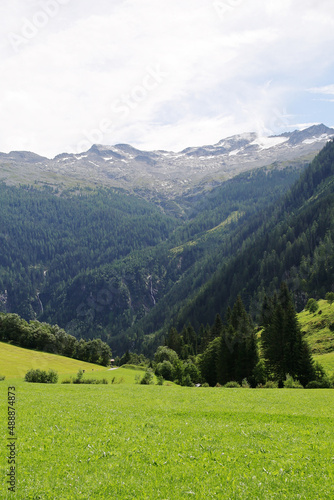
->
1, 125, 334, 356
1, 124, 333, 206
171, 138, 334, 334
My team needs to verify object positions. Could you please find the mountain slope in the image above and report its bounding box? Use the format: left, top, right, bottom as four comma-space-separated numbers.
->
173, 139, 334, 333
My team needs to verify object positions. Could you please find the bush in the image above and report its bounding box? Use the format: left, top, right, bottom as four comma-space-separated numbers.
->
0, 375, 5, 381
155, 360, 173, 381
224, 381, 241, 388
140, 369, 154, 385
156, 375, 164, 385
283, 374, 303, 388
181, 374, 194, 387
257, 380, 278, 389
242, 378, 250, 388
201, 382, 209, 387
183, 361, 201, 384
306, 298, 319, 313
325, 292, 334, 306
306, 380, 332, 389
25, 369, 58, 383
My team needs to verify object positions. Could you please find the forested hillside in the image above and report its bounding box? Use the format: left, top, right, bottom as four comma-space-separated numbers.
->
0, 186, 177, 320
174, 139, 334, 333
1, 140, 334, 356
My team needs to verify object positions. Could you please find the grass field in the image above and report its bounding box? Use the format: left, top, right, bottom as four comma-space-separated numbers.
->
1, 310, 334, 499
299, 299, 334, 355
0, 341, 106, 380
1, 382, 334, 499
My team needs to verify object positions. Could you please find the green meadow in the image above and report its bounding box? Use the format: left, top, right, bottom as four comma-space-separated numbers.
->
0, 341, 106, 380
1, 380, 334, 498
1, 322, 334, 499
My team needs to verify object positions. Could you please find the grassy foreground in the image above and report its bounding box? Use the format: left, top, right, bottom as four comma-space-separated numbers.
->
1, 382, 333, 499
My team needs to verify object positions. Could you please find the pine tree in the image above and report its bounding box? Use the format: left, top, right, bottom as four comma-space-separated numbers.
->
261, 282, 315, 386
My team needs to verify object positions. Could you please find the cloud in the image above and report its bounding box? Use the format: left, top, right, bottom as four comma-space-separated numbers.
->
0, 0, 334, 156
308, 85, 334, 95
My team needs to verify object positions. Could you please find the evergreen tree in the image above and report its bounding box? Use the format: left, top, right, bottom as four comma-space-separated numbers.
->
199, 337, 220, 386
166, 327, 182, 356
261, 282, 315, 385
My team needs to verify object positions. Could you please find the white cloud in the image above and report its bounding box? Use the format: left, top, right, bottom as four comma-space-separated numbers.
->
0, 0, 334, 156
308, 85, 334, 95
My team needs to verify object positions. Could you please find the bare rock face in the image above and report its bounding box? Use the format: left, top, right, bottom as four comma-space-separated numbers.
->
1, 124, 333, 199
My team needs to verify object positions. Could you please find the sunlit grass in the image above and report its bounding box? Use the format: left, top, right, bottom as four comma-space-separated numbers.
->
0, 341, 105, 380
0, 384, 333, 499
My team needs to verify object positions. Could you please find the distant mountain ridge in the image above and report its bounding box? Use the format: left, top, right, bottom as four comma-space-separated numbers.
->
1, 124, 333, 200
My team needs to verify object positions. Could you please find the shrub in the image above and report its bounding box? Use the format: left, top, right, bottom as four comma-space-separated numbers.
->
242, 378, 250, 388
306, 298, 319, 313
224, 381, 241, 388
181, 374, 194, 387
260, 380, 278, 388
183, 361, 201, 384
0, 375, 5, 381
201, 382, 209, 387
156, 375, 164, 385
283, 374, 303, 388
25, 369, 58, 383
47, 369, 59, 384
140, 369, 154, 385
325, 292, 334, 306
155, 360, 173, 381
306, 380, 332, 389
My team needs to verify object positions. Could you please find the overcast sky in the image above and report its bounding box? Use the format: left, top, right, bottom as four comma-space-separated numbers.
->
1, 0, 334, 157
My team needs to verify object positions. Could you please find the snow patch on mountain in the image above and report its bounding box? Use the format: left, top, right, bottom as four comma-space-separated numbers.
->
250, 136, 289, 150
303, 133, 334, 145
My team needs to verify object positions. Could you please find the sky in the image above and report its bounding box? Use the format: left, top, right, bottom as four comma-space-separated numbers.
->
1, 0, 334, 158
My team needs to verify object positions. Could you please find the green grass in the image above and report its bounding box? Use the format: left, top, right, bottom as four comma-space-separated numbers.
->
64, 365, 158, 385
299, 299, 334, 355
314, 351, 334, 374
1, 384, 334, 499
0, 341, 105, 380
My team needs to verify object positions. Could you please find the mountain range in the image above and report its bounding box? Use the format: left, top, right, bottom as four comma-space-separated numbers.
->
1, 123, 334, 355
1, 124, 333, 203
